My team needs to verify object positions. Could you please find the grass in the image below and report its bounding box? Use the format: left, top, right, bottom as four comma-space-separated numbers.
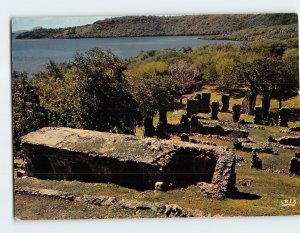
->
15, 194, 164, 220
15, 85, 300, 218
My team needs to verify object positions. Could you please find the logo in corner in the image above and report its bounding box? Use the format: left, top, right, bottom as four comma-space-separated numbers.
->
281, 199, 297, 207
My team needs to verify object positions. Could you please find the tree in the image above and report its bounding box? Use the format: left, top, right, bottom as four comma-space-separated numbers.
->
33, 48, 142, 134
130, 73, 181, 126
235, 56, 298, 116
12, 72, 48, 151
72, 48, 142, 133
169, 62, 202, 95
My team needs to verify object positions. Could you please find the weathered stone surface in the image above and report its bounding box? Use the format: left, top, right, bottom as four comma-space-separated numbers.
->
156, 121, 170, 139
21, 127, 237, 197
233, 142, 277, 154
180, 133, 189, 142
278, 136, 300, 147
254, 107, 263, 125
14, 185, 208, 217
289, 153, 300, 175
180, 114, 190, 128
289, 127, 300, 132
14, 186, 74, 201
186, 98, 199, 115
232, 104, 241, 122
211, 102, 220, 120
238, 179, 252, 186
17, 170, 25, 177
221, 94, 230, 112
250, 151, 262, 169
278, 108, 289, 127
200, 93, 211, 113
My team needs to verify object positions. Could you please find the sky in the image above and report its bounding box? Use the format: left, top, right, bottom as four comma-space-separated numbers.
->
12, 16, 111, 32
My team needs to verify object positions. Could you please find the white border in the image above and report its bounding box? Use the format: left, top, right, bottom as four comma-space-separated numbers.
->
1, 0, 300, 232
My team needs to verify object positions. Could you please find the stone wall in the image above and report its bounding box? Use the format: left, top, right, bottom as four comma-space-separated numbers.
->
21, 127, 237, 198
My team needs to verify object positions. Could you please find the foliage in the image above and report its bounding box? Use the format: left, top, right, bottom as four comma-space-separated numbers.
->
33, 48, 141, 134
12, 71, 48, 150
129, 73, 182, 119
169, 62, 202, 94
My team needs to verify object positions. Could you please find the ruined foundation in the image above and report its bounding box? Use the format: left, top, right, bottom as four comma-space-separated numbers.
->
21, 127, 237, 198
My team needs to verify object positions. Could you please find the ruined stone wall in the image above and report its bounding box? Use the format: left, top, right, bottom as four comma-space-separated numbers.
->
23, 144, 160, 190
21, 127, 237, 198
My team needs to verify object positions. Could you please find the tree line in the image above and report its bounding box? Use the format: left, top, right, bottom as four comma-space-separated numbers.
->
12, 39, 299, 151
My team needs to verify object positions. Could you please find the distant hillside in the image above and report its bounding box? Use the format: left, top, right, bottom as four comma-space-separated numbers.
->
16, 14, 298, 41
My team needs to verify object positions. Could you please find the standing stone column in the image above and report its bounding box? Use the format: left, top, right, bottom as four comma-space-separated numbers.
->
254, 107, 263, 125
232, 104, 241, 122
278, 108, 289, 127
211, 102, 220, 120
180, 114, 190, 128
156, 121, 169, 139
186, 98, 199, 115
221, 94, 230, 112
289, 152, 300, 175
200, 93, 211, 113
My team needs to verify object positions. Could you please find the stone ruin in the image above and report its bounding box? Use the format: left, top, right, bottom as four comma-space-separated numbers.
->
289, 152, 300, 175
278, 108, 289, 127
210, 101, 220, 120
186, 92, 211, 115
254, 106, 263, 125
221, 94, 230, 112
21, 127, 237, 198
250, 150, 262, 169
180, 115, 249, 138
232, 104, 241, 122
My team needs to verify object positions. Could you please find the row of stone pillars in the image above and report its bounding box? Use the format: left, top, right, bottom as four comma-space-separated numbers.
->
253, 106, 289, 126
186, 93, 231, 115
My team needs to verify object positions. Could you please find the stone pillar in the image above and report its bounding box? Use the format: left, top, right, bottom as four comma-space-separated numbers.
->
180, 114, 190, 128
232, 104, 241, 122
262, 95, 271, 119
250, 150, 262, 169
186, 98, 199, 115
221, 94, 230, 112
289, 152, 300, 175
200, 93, 211, 113
180, 133, 189, 142
156, 121, 169, 139
278, 108, 289, 127
254, 107, 263, 125
211, 101, 219, 120
144, 117, 156, 137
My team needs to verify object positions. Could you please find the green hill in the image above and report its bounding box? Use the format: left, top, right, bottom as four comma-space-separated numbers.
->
16, 13, 298, 41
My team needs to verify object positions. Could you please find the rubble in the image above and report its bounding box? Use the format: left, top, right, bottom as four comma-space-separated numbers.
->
278, 136, 300, 147
238, 179, 252, 186
14, 185, 209, 217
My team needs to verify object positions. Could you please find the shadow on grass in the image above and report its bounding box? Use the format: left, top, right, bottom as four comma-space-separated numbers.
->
228, 190, 262, 200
